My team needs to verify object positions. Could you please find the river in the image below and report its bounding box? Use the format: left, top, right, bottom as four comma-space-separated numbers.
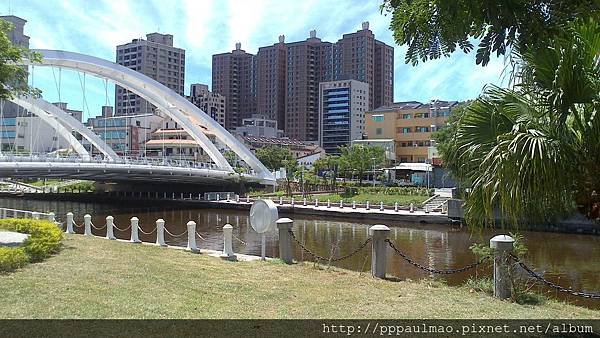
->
2, 197, 599, 310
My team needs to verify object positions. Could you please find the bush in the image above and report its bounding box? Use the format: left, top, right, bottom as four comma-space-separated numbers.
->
0, 218, 64, 271
0, 247, 27, 272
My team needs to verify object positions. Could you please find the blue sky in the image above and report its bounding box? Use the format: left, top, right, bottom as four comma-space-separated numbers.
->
5, 0, 507, 121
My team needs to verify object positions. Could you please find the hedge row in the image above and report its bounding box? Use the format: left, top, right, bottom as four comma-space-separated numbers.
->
0, 218, 64, 272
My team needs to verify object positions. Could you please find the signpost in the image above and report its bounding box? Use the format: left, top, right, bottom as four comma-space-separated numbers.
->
249, 199, 279, 261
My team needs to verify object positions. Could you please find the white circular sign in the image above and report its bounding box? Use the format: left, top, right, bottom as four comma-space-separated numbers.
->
250, 199, 279, 234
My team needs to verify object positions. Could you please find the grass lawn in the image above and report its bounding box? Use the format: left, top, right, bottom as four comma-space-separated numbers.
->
315, 193, 429, 206
23, 179, 62, 187
0, 235, 597, 319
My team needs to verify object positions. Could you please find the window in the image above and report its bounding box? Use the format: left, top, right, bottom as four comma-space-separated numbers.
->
372, 114, 384, 122
397, 127, 411, 134
401, 113, 411, 119
375, 128, 382, 135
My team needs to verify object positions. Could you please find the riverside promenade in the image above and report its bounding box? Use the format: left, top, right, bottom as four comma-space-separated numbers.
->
0, 191, 452, 224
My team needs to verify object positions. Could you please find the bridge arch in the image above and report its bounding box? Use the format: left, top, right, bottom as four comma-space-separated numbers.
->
21, 50, 275, 184
9, 96, 120, 161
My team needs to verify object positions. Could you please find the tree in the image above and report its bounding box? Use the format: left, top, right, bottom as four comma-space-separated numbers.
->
0, 19, 41, 99
255, 145, 294, 171
282, 158, 299, 196
339, 145, 386, 186
441, 18, 600, 226
381, 0, 598, 66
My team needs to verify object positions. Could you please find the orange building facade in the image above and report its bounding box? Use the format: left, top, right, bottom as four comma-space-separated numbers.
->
364, 100, 458, 163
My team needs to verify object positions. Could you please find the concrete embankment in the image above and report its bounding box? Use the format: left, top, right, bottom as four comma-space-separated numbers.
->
0, 192, 452, 224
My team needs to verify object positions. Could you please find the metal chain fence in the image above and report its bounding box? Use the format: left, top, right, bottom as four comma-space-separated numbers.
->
112, 222, 131, 232
386, 239, 488, 275
138, 225, 156, 235
164, 227, 187, 237
90, 222, 106, 230
288, 229, 372, 262
510, 253, 600, 299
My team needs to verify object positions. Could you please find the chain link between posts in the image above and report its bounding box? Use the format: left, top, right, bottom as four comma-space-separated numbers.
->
195, 231, 205, 240
72, 220, 83, 228
386, 239, 488, 274
90, 221, 106, 230
288, 229, 372, 262
138, 225, 156, 235
510, 253, 600, 299
164, 227, 187, 237
112, 222, 131, 232
232, 233, 247, 245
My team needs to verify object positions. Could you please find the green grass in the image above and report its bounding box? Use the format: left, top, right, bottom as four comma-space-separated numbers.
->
0, 235, 597, 319
315, 193, 429, 206
24, 179, 62, 187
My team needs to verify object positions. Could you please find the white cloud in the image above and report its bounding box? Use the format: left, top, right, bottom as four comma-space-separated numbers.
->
8, 0, 506, 118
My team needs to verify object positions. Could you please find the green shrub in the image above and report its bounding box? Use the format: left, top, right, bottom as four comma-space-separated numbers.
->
0, 247, 28, 272
0, 218, 64, 271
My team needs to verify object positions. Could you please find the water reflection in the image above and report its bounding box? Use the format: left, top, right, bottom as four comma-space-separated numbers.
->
1, 197, 599, 309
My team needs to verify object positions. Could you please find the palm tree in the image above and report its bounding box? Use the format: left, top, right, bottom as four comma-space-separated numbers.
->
444, 18, 600, 226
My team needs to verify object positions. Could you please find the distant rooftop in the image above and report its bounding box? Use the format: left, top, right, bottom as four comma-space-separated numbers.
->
370, 100, 459, 113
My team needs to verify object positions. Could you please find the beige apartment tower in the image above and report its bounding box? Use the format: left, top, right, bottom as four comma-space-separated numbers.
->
189, 83, 226, 128
115, 33, 185, 115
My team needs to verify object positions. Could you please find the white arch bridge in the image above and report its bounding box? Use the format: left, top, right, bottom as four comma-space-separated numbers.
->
0, 49, 276, 186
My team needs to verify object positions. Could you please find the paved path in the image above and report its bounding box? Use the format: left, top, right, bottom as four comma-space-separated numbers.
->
0, 231, 29, 247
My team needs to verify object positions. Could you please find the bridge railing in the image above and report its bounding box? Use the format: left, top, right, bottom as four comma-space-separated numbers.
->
0, 154, 234, 172
0, 207, 56, 222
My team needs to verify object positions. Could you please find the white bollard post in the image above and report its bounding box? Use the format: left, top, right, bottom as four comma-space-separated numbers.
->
380, 202, 384, 211
66, 212, 74, 234
370, 224, 390, 278
180, 193, 184, 199
327, 200, 331, 208
366, 201, 370, 210
83, 214, 92, 236
172, 192, 175, 200
291, 197, 295, 207
246, 195, 250, 203
217, 194, 220, 201
490, 235, 515, 299
236, 195, 240, 203
156, 219, 166, 246
339, 200, 343, 209
106, 216, 116, 240
279, 197, 283, 205
410, 203, 414, 213
425, 205, 430, 213
394, 202, 399, 212
186, 221, 199, 252
189, 193, 192, 200
32, 212, 40, 220
303, 198, 307, 206
227, 193, 231, 201
130, 217, 141, 243
47, 212, 55, 222
221, 224, 236, 261
315, 199, 319, 207
352, 201, 356, 209
198, 193, 201, 200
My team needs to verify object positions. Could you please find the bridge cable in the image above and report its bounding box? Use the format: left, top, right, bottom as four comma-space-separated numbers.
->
50, 67, 62, 153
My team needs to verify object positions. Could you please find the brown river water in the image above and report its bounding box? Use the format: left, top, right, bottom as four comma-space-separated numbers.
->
2, 197, 599, 310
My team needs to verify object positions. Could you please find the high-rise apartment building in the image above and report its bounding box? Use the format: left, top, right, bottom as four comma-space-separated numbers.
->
213, 22, 393, 140
334, 22, 394, 110
212, 43, 257, 130
285, 30, 333, 141
257, 35, 287, 129
319, 79, 369, 154
115, 33, 185, 115
365, 100, 458, 163
189, 83, 226, 128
